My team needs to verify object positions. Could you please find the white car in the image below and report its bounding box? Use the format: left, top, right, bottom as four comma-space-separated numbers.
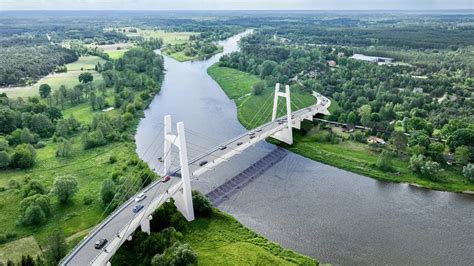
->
134, 192, 146, 202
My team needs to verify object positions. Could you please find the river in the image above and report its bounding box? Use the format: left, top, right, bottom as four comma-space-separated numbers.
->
135, 31, 474, 265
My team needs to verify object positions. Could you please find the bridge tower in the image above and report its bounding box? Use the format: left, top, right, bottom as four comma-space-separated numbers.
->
271, 83, 293, 145
163, 115, 195, 222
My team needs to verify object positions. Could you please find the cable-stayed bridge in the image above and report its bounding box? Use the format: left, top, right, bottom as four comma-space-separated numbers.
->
61, 84, 331, 266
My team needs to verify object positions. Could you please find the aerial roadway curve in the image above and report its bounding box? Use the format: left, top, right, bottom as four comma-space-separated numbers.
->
61, 92, 331, 266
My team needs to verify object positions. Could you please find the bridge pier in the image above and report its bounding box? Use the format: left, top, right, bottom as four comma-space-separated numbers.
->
140, 215, 153, 235
163, 115, 195, 222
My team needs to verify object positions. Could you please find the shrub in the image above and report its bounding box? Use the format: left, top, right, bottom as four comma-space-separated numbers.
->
192, 190, 212, 217
109, 155, 118, 164
22, 180, 47, 197
0, 151, 10, 169
100, 179, 116, 206
463, 163, 474, 182
252, 81, 265, 95
151, 242, 198, 266
20, 205, 46, 225
51, 175, 79, 204
0, 234, 6, 244
376, 150, 393, 171
83, 195, 94, 205
10, 144, 36, 169
34, 141, 46, 149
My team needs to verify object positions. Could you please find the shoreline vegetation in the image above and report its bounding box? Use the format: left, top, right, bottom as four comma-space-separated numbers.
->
207, 63, 474, 193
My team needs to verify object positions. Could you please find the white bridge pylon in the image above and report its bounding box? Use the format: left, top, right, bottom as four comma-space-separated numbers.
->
271, 83, 293, 145
163, 115, 194, 221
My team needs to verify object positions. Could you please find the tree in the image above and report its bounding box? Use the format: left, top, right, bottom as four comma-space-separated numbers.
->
408, 130, 430, 149
29, 113, 54, 138
409, 154, 426, 173
39, 84, 52, 98
22, 180, 46, 197
447, 128, 474, 151
455, 146, 470, 166
10, 144, 36, 169
20, 205, 46, 226
78, 72, 94, 84
20, 128, 35, 144
51, 175, 78, 204
390, 131, 408, 155
420, 160, 440, 177
56, 138, 73, 158
151, 242, 198, 266
0, 105, 18, 134
463, 163, 474, 182
192, 190, 212, 217
358, 104, 372, 127
252, 81, 264, 95
427, 142, 444, 162
100, 179, 116, 206
347, 111, 357, 124
376, 150, 392, 171
0, 151, 10, 169
45, 229, 67, 265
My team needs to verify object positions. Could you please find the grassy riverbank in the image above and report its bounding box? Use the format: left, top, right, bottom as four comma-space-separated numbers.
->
183, 210, 317, 265
208, 63, 474, 192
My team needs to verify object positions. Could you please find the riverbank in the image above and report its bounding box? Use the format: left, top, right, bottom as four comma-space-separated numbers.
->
183, 210, 317, 265
208, 63, 474, 193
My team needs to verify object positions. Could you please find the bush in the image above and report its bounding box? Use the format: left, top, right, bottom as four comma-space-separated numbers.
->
20, 205, 46, 225
0, 150, 10, 169
83, 195, 94, 205
10, 144, 36, 169
376, 150, 393, 171
0, 234, 6, 244
252, 81, 265, 95
51, 175, 79, 204
34, 141, 46, 149
463, 163, 474, 182
192, 190, 212, 217
100, 179, 116, 206
22, 180, 47, 197
109, 155, 118, 164
151, 242, 198, 266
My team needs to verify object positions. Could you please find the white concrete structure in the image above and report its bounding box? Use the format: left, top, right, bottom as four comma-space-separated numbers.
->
61, 84, 331, 266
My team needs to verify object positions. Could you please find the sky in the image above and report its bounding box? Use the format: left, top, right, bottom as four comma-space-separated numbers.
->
1, 0, 472, 10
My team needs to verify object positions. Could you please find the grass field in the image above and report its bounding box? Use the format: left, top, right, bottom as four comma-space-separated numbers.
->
208, 63, 315, 129
208, 63, 474, 192
183, 210, 317, 265
0, 236, 42, 263
105, 50, 127, 59
1, 56, 104, 98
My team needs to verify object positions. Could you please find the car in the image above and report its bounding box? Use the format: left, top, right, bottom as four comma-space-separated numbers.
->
132, 204, 144, 213
249, 135, 256, 139
247, 131, 255, 135
134, 192, 146, 202
255, 128, 262, 132
94, 238, 108, 249
218, 145, 227, 150
199, 161, 208, 166
161, 175, 171, 183
236, 142, 243, 146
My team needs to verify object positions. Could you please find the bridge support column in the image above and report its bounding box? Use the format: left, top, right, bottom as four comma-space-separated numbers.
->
163, 115, 195, 222
271, 83, 293, 145
140, 215, 153, 235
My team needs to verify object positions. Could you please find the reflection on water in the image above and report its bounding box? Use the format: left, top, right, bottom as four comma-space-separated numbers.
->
136, 30, 474, 265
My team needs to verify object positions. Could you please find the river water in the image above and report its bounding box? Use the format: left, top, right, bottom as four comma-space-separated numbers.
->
135, 31, 474, 265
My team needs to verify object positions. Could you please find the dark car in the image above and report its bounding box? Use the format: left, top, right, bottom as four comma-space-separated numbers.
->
94, 238, 108, 249
161, 175, 171, 183
199, 161, 208, 166
133, 204, 144, 213
249, 135, 256, 139
236, 142, 243, 146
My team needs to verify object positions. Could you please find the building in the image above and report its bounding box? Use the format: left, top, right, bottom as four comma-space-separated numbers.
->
327, 60, 337, 67
342, 124, 355, 133
350, 53, 394, 64
413, 87, 424, 93
367, 136, 386, 145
